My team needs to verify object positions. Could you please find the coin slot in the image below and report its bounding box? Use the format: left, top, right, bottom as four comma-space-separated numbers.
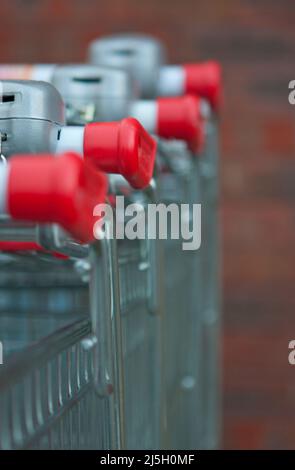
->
72, 77, 102, 84
112, 48, 135, 56
1, 94, 15, 103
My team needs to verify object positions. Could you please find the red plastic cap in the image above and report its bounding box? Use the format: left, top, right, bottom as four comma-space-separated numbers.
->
7, 152, 108, 244
157, 95, 205, 153
83, 117, 157, 189
184, 61, 222, 111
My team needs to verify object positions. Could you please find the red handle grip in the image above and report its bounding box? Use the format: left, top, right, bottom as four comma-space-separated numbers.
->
7, 152, 108, 244
184, 61, 222, 111
157, 95, 205, 153
83, 117, 157, 189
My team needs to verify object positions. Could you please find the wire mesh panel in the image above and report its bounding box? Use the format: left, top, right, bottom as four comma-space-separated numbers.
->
198, 117, 221, 449
0, 236, 125, 450
0, 317, 106, 450
114, 184, 163, 450
159, 115, 221, 451
157, 141, 203, 449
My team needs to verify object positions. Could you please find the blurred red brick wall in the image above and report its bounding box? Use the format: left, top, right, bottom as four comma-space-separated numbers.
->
1, 0, 295, 449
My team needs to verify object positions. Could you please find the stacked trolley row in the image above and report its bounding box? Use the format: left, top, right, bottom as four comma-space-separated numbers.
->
0, 33, 222, 450
0, 80, 159, 449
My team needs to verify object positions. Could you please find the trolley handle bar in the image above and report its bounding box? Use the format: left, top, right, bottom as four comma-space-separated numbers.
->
57, 117, 157, 190
158, 61, 222, 112
130, 95, 204, 153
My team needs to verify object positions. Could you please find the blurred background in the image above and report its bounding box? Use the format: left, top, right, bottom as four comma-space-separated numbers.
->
1, 0, 295, 449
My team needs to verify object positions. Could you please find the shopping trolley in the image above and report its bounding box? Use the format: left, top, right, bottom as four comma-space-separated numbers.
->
41, 70, 164, 449
0, 152, 124, 450
48, 63, 208, 449
0, 79, 158, 449
88, 33, 222, 449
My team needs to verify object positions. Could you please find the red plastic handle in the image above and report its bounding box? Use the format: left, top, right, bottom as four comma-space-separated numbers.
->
83, 117, 157, 189
157, 95, 205, 153
184, 61, 222, 111
7, 152, 108, 244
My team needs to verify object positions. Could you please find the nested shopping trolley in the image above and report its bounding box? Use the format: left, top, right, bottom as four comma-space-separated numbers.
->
0, 34, 222, 449
0, 79, 159, 449
49, 62, 207, 449
49, 65, 203, 449
88, 33, 222, 449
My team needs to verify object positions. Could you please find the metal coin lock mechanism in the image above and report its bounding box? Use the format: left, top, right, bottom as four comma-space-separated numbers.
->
88, 34, 166, 99
0, 80, 65, 158
51, 64, 137, 124
88, 33, 222, 110
51, 65, 205, 153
